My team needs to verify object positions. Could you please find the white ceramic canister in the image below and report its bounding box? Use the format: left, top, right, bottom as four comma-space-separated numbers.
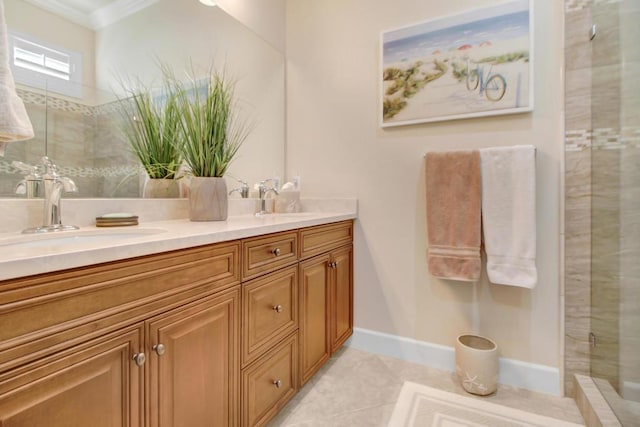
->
455, 334, 498, 396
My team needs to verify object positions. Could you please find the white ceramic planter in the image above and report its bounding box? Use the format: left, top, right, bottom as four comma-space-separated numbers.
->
455, 334, 498, 396
188, 177, 228, 221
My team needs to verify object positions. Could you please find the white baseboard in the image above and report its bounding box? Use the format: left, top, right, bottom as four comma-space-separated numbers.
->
345, 327, 561, 396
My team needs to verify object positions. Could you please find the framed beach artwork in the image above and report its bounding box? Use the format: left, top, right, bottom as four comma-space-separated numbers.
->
380, 0, 533, 127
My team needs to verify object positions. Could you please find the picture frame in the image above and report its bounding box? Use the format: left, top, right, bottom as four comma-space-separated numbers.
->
380, 0, 533, 127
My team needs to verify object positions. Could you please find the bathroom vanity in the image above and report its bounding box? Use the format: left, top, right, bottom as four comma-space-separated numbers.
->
0, 213, 354, 426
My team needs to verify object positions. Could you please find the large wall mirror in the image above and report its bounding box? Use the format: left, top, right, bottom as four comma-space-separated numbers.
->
1, 0, 285, 198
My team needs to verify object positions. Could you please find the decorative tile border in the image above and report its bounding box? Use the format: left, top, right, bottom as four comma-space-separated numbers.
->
565, 129, 593, 152
566, 127, 640, 151
17, 88, 94, 116
58, 165, 141, 178
620, 126, 640, 148
0, 160, 140, 178
94, 99, 125, 116
15, 88, 47, 107
16, 88, 124, 117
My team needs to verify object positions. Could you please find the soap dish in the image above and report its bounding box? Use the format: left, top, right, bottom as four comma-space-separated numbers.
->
96, 213, 139, 227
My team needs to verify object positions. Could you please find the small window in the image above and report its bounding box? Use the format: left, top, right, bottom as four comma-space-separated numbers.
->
8, 30, 83, 99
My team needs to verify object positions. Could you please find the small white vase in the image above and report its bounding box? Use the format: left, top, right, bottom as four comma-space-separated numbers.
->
189, 177, 228, 221
143, 178, 181, 198
455, 334, 498, 396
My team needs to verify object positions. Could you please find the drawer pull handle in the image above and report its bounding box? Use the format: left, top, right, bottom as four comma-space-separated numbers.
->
271, 248, 281, 256
153, 344, 166, 356
329, 261, 337, 268
273, 304, 284, 313
273, 379, 282, 388
132, 352, 146, 367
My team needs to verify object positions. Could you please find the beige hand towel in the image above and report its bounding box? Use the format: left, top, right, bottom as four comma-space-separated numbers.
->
425, 150, 481, 281
0, 0, 34, 156
480, 145, 537, 288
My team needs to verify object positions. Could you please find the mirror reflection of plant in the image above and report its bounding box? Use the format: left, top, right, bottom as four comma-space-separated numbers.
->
167, 65, 252, 178
119, 78, 183, 180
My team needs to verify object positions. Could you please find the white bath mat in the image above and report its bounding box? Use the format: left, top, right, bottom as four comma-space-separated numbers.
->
388, 382, 584, 426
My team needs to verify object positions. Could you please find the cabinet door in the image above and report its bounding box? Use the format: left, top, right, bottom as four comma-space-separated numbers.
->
330, 245, 353, 353
147, 287, 240, 427
298, 254, 331, 385
0, 327, 144, 427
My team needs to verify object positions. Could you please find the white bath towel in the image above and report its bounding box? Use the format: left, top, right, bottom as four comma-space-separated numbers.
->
480, 145, 537, 288
0, 0, 34, 156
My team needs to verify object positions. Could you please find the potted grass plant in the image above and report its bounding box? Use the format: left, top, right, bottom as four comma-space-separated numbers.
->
119, 79, 183, 198
169, 66, 251, 221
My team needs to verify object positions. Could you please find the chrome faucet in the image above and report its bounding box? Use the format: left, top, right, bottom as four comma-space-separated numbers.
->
228, 177, 250, 198
12, 160, 44, 198
22, 157, 79, 234
256, 179, 279, 216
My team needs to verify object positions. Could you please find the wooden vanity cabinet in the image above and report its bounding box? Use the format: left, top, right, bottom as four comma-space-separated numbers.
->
0, 241, 241, 427
299, 222, 353, 386
0, 220, 354, 427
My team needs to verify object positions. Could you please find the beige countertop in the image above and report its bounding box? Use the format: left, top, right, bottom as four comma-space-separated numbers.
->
0, 211, 356, 282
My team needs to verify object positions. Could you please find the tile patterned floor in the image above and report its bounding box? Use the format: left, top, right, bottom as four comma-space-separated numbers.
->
268, 346, 586, 426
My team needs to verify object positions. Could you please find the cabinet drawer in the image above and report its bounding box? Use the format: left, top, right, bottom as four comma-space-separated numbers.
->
242, 267, 298, 367
299, 221, 353, 260
242, 232, 298, 280
242, 333, 298, 427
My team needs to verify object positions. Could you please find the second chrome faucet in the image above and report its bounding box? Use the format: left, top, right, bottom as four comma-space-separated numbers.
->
256, 178, 279, 216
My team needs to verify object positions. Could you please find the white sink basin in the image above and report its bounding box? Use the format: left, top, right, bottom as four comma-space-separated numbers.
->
0, 228, 167, 249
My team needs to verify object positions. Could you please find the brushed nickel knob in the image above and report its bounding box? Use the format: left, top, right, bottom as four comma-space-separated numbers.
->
271, 247, 281, 256
273, 379, 282, 388
153, 343, 166, 356
133, 352, 146, 367
273, 304, 284, 313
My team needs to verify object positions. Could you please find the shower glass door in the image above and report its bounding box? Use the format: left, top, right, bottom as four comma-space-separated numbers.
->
590, 0, 640, 423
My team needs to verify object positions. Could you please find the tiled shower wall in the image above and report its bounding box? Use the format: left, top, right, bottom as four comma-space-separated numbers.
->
0, 89, 140, 198
564, 0, 640, 399
564, 0, 594, 398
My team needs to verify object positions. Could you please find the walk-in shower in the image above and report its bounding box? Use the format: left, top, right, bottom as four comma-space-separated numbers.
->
565, 0, 640, 425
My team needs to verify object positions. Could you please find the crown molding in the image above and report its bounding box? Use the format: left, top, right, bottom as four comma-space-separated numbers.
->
23, 0, 158, 30
23, 0, 93, 28
91, 0, 158, 29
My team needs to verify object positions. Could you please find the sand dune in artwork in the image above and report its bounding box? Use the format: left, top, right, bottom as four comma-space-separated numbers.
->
382, 37, 530, 123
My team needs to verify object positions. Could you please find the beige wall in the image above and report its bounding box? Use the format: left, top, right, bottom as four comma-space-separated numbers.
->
4, 0, 96, 97
216, 0, 285, 53
286, 0, 564, 367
